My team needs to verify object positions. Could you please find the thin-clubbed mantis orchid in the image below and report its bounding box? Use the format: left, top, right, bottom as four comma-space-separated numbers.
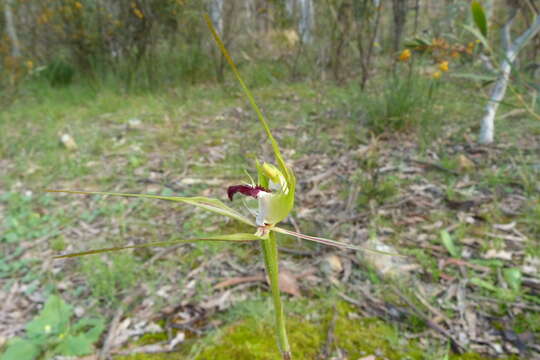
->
47, 15, 384, 360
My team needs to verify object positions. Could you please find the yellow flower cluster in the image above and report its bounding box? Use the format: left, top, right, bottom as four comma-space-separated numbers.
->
131, 2, 144, 19
439, 61, 449, 72
399, 49, 411, 62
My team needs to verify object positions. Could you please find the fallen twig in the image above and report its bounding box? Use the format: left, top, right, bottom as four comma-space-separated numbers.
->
391, 286, 466, 354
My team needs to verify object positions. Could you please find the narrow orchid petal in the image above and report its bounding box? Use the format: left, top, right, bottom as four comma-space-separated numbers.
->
272, 227, 404, 256
204, 14, 289, 180
46, 189, 256, 227
54, 233, 263, 258
227, 185, 268, 201
272, 227, 360, 250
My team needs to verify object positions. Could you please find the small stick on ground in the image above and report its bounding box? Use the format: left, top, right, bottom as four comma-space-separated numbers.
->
391, 285, 466, 354
98, 289, 144, 360
320, 305, 338, 359
409, 159, 459, 176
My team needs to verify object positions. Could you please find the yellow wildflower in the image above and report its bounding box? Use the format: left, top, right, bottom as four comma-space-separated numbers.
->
432, 71, 442, 79
74, 2, 83, 9
25, 60, 33, 70
399, 49, 411, 62
133, 8, 144, 19
439, 61, 449, 72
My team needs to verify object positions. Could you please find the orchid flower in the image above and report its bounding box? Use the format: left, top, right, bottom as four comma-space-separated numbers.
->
47, 15, 394, 360
228, 162, 294, 228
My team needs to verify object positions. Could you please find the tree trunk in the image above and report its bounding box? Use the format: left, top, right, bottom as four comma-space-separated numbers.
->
298, 0, 314, 44
285, 0, 295, 18
479, 10, 540, 144
210, 0, 224, 34
391, 0, 407, 53
4, 0, 21, 58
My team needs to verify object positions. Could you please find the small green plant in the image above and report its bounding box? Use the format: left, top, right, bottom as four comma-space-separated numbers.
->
356, 175, 399, 208
48, 15, 394, 359
38, 60, 75, 87
81, 253, 138, 304
361, 74, 438, 135
1, 193, 61, 244
0, 295, 104, 360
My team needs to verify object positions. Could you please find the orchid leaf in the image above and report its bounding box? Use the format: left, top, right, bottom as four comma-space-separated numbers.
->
204, 14, 289, 180
272, 227, 403, 256
46, 190, 255, 227
54, 233, 262, 258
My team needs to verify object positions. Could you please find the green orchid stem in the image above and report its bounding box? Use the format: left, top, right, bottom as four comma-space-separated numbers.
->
261, 231, 291, 360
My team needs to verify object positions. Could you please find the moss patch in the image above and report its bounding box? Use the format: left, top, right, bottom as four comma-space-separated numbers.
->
114, 303, 513, 360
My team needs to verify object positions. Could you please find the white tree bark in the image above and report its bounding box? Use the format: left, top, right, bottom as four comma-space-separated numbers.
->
4, 0, 21, 57
210, 0, 224, 34
479, 11, 540, 144
285, 0, 295, 18
298, 0, 314, 43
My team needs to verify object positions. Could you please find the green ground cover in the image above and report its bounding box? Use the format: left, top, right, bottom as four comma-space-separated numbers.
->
1, 72, 539, 359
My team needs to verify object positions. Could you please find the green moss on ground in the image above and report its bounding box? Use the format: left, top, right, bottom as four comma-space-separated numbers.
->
194, 317, 320, 360
115, 302, 511, 360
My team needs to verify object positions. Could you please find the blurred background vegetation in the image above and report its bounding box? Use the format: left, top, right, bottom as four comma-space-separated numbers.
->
0, 0, 536, 94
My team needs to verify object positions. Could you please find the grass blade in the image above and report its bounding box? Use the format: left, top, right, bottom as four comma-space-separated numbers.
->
54, 233, 262, 258
46, 189, 255, 227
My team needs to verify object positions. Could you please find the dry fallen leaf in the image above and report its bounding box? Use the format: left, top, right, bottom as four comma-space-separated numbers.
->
214, 270, 301, 297
484, 249, 512, 261
278, 270, 301, 297
458, 154, 475, 172
60, 133, 78, 151
324, 254, 343, 273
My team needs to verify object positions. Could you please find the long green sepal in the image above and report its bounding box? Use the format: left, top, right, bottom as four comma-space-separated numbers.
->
54, 233, 262, 258
46, 189, 255, 227
272, 227, 404, 256
204, 14, 289, 179
261, 231, 291, 359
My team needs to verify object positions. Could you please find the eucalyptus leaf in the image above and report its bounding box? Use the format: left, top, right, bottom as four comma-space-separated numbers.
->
503, 267, 522, 293
441, 230, 460, 258
471, 1, 488, 38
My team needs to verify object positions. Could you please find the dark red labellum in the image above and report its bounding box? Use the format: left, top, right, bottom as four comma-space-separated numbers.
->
227, 185, 269, 201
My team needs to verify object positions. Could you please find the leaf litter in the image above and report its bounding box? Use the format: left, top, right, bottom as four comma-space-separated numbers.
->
2, 89, 539, 358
